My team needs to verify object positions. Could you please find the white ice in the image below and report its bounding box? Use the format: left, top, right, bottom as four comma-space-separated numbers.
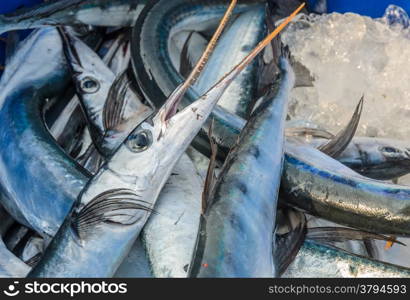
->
281, 12, 410, 141
281, 12, 410, 269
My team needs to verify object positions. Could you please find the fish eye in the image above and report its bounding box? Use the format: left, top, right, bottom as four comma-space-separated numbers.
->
126, 130, 152, 152
380, 146, 401, 154
79, 76, 100, 94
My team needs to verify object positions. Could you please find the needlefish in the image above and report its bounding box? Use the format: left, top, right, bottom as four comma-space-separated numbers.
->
286, 127, 410, 180
59, 27, 152, 159
133, 0, 410, 236
131, 0, 308, 157
282, 241, 410, 278
29, 6, 302, 277
0, 28, 89, 237
189, 52, 294, 277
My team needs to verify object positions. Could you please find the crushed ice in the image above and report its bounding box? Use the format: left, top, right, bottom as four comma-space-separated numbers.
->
281, 12, 410, 141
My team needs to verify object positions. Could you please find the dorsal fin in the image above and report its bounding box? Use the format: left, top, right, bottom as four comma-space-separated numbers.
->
318, 95, 364, 158
179, 31, 195, 78
275, 209, 307, 276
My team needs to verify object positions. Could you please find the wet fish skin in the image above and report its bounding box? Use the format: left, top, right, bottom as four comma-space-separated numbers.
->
0, 0, 149, 35
282, 241, 410, 278
30, 9, 286, 276
61, 28, 152, 159
290, 132, 410, 180
194, 6, 266, 119
334, 137, 410, 180
141, 154, 203, 277
190, 56, 294, 277
0, 28, 89, 237
282, 140, 410, 235
131, 0, 260, 149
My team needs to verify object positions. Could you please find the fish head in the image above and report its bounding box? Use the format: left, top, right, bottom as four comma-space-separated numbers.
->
377, 139, 410, 165
339, 137, 410, 180
58, 27, 113, 106
106, 78, 230, 191
365, 138, 410, 165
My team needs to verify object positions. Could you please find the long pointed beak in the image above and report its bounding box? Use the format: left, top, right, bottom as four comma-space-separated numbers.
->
157, 2, 305, 140
160, 0, 238, 124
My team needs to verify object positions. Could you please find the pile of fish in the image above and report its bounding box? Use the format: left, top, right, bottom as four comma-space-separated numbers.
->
0, 0, 410, 278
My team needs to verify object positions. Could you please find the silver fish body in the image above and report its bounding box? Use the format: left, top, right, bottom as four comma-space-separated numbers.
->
282, 241, 410, 278
290, 133, 410, 180
282, 141, 410, 235
141, 153, 202, 277
190, 56, 295, 277
0, 28, 89, 237
61, 29, 152, 158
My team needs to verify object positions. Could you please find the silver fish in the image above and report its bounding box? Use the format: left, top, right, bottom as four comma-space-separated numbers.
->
60, 27, 152, 158
141, 153, 203, 277
0, 28, 89, 237
282, 241, 410, 278
190, 54, 295, 277
282, 140, 410, 235
287, 126, 410, 180
29, 15, 290, 277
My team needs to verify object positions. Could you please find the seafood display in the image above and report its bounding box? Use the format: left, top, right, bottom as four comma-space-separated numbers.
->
0, 0, 409, 278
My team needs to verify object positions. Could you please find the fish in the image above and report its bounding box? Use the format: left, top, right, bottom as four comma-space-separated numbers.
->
0, 28, 90, 237
282, 240, 410, 278
29, 5, 301, 277
51, 30, 139, 173
0, 0, 149, 35
189, 52, 295, 277
292, 130, 410, 180
115, 154, 203, 278
60, 27, 152, 160
131, 0, 265, 155
332, 137, 410, 181
281, 140, 410, 235
141, 153, 203, 277
132, 0, 410, 237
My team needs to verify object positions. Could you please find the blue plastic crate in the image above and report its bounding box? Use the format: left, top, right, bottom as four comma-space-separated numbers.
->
326, 0, 410, 18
